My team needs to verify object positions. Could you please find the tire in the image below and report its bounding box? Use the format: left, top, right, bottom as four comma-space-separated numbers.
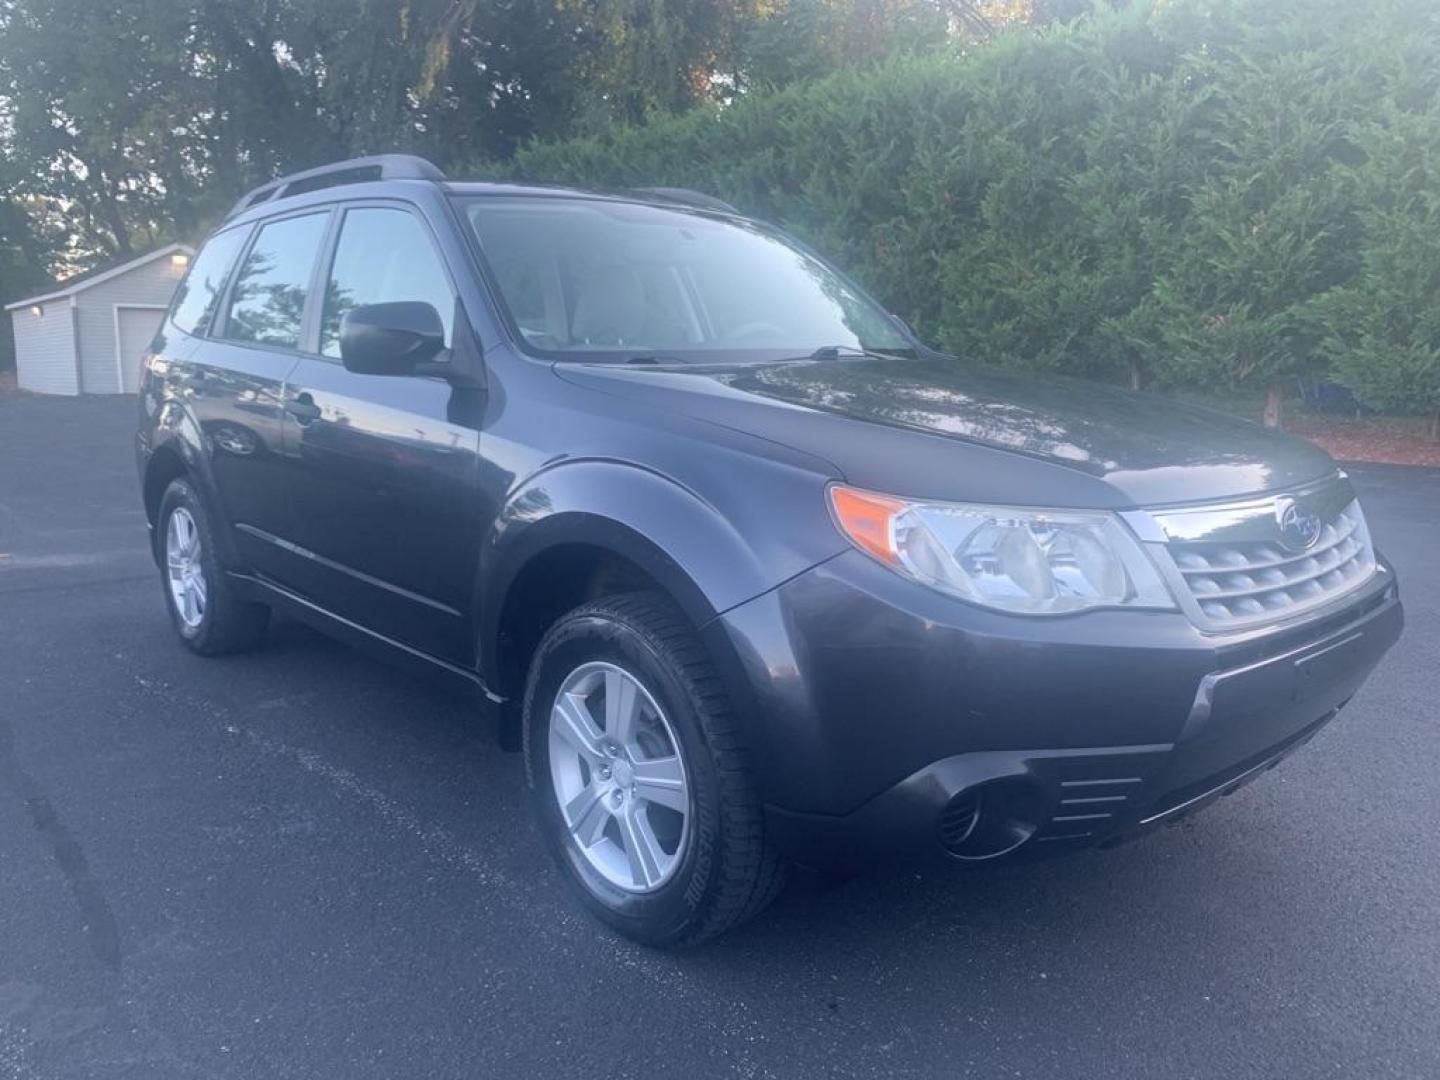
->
157, 478, 269, 656
523, 592, 785, 947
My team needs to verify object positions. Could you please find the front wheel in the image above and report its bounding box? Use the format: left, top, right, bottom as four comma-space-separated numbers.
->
523, 592, 784, 946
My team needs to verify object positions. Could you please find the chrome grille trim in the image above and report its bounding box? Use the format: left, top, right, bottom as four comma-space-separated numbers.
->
1172, 509, 1361, 577
1126, 475, 1380, 632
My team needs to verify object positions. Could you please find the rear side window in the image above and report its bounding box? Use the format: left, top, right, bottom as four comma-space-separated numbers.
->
319, 207, 455, 358
222, 212, 329, 349
168, 228, 247, 337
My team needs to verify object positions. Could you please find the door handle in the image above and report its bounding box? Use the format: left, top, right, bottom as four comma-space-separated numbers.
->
286, 392, 322, 425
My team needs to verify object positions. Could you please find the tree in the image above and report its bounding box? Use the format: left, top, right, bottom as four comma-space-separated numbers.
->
741, 0, 948, 92
1063, 18, 1194, 390
423, 0, 766, 142
1319, 102, 1440, 441
0, 0, 207, 259
0, 130, 61, 370
0, 0, 1071, 282
1150, 11, 1373, 427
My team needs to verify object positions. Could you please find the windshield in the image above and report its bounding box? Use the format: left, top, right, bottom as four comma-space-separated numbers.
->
461, 197, 910, 361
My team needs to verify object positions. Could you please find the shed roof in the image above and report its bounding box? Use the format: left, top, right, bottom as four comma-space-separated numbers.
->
5, 243, 195, 311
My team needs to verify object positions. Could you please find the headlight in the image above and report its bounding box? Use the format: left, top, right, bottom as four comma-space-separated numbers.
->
829, 485, 1175, 615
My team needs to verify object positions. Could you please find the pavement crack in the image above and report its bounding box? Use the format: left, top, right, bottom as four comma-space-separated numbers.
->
0, 715, 122, 971
234, 724, 513, 890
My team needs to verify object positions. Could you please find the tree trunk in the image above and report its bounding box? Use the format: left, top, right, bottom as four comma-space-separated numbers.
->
80, 155, 132, 256
1263, 380, 1283, 429
1129, 357, 1143, 392
943, 1, 995, 39
1429, 408, 1439, 444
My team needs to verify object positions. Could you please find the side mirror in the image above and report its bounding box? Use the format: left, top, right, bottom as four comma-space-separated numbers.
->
339, 301, 445, 376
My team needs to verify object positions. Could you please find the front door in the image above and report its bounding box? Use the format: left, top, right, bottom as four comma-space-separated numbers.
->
279, 204, 483, 665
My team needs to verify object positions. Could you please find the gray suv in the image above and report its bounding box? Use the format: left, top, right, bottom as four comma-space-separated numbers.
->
136, 155, 1403, 945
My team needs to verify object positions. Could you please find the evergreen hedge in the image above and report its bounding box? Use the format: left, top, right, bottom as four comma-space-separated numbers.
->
498, 0, 1440, 433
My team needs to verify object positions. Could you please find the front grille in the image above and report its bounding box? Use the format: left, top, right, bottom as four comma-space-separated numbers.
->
1163, 499, 1376, 629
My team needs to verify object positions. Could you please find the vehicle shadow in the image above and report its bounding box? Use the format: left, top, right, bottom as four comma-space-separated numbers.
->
255, 611, 1343, 988
190, 607, 1423, 1079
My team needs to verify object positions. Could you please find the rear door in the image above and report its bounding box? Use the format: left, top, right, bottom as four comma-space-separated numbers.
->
192, 209, 331, 581
279, 202, 483, 664
157, 217, 316, 581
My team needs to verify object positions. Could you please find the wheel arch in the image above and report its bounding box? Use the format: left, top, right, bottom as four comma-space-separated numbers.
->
142, 443, 189, 532
482, 510, 728, 703
477, 459, 812, 726
141, 418, 238, 568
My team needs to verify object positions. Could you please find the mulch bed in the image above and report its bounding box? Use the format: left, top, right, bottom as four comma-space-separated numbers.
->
1287, 416, 1440, 468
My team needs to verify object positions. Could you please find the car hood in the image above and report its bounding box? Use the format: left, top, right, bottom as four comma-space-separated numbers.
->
554, 356, 1338, 509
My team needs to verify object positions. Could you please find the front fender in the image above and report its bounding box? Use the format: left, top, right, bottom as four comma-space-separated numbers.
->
476, 456, 846, 689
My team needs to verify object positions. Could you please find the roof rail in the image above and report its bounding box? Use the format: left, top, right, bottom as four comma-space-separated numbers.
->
224, 154, 446, 221
626, 186, 739, 214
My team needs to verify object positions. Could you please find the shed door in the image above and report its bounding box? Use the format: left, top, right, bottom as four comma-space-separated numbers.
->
116, 306, 165, 393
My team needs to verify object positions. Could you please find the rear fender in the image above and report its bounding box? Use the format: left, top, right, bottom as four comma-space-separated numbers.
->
144, 399, 242, 567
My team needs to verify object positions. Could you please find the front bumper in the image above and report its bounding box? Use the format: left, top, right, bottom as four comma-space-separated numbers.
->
712, 548, 1403, 868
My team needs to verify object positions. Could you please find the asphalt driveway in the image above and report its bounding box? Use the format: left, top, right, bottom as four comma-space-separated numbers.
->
2, 392, 1437, 1080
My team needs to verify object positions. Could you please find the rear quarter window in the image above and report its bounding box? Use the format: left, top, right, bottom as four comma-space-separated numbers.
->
168, 227, 249, 337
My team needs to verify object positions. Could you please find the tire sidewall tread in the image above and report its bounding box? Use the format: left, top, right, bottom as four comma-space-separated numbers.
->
157, 478, 268, 656
523, 591, 783, 947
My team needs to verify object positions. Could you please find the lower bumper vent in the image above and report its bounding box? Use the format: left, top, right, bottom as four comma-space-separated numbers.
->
937, 779, 1044, 860
938, 791, 982, 851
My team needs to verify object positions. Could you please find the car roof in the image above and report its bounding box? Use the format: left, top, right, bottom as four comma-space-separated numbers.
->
443, 180, 741, 214
443, 180, 629, 200
219, 154, 741, 230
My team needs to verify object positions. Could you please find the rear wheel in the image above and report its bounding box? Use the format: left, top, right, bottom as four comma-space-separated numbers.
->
523, 592, 784, 946
157, 479, 269, 655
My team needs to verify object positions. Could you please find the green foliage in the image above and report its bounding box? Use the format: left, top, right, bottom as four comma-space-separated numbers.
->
0, 148, 61, 371
1314, 91, 1440, 433
4, 0, 1437, 424
741, 0, 950, 91
505, 0, 1440, 426
0, 0, 968, 296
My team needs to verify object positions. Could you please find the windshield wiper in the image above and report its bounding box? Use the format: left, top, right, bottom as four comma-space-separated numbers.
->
564, 347, 913, 367
807, 345, 865, 361
803, 344, 915, 362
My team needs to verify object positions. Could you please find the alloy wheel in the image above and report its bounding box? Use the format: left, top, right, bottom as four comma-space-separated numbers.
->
165, 506, 207, 629
548, 661, 691, 893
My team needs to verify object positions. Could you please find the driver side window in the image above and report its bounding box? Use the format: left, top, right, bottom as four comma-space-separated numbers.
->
320, 207, 456, 359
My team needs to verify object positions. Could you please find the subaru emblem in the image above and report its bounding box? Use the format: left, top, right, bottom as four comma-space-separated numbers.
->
1275, 496, 1323, 553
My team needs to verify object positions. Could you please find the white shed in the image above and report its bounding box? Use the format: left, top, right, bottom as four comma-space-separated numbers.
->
4, 243, 194, 395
